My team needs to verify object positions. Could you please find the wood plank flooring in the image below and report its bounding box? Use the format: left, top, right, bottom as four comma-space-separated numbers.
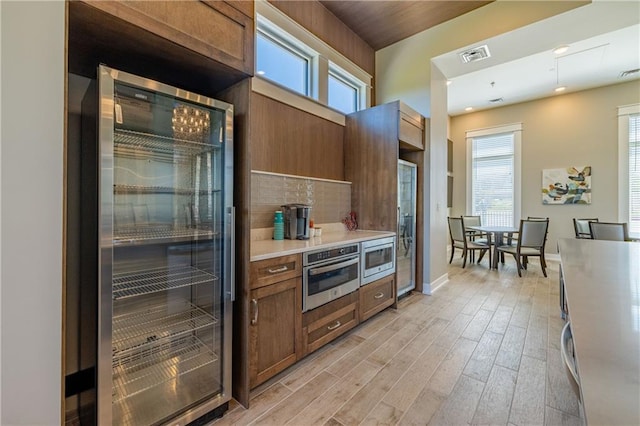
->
213, 259, 582, 426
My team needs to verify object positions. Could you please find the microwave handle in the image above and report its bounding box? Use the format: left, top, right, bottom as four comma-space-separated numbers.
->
309, 257, 359, 276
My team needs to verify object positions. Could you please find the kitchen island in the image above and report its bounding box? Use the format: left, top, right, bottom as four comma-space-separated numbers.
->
558, 238, 640, 426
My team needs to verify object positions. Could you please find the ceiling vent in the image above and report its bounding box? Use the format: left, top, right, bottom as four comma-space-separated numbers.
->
488, 97, 504, 104
459, 45, 491, 64
620, 68, 640, 78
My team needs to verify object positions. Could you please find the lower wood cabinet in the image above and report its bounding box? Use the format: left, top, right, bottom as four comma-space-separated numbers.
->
359, 274, 396, 322
249, 256, 302, 388
302, 291, 359, 356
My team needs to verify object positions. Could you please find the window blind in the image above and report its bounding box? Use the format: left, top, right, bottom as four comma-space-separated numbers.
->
471, 133, 515, 226
629, 113, 640, 234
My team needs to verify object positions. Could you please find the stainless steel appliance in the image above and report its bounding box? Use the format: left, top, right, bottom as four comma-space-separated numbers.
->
397, 160, 417, 296
303, 244, 360, 312
361, 236, 396, 285
95, 65, 234, 425
282, 204, 312, 240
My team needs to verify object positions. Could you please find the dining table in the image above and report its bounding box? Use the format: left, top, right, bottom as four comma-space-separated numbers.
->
466, 225, 519, 269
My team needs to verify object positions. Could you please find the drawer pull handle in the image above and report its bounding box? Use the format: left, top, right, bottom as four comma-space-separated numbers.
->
267, 266, 288, 274
251, 298, 258, 325
374, 292, 385, 299
327, 320, 341, 331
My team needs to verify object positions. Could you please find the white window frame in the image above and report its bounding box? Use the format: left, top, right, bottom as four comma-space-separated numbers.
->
617, 103, 640, 236
254, 0, 371, 124
256, 26, 314, 96
466, 123, 522, 226
328, 62, 366, 114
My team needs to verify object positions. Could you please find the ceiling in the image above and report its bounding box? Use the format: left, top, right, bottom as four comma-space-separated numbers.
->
319, 0, 492, 51
320, 1, 639, 117
434, 1, 640, 115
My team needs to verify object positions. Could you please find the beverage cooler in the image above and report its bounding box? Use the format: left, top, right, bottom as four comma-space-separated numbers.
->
94, 65, 234, 425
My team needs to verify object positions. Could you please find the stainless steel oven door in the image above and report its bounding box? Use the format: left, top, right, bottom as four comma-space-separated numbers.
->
361, 237, 396, 285
303, 255, 360, 312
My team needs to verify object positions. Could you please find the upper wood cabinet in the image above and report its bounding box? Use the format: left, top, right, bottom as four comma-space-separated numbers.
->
79, 0, 254, 76
398, 102, 425, 151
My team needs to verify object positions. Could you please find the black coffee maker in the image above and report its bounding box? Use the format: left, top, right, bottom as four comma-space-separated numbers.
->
281, 204, 312, 240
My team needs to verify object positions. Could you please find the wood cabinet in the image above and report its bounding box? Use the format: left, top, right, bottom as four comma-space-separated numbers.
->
249, 255, 302, 388
359, 274, 396, 322
302, 291, 359, 356
72, 0, 254, 78
399, 103, 425, 151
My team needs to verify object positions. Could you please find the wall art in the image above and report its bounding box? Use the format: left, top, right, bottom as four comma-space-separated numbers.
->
542, 166, 591, 204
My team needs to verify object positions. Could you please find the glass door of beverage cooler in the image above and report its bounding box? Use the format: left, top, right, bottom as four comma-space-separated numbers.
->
397, 160, 417, 296
97, 66, 233, 426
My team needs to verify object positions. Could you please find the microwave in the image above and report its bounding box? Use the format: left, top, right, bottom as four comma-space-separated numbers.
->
361, 236, 396, 285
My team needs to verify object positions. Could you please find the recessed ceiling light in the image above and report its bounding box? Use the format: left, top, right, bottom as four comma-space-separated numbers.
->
257, 70, 266, 75
446, 80, 452, 86
465, 107, 473, 111
553, 45, 569, 55
555, 86, 566, 92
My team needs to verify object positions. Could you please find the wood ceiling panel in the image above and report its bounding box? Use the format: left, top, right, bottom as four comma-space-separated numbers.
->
319, 0, 493, 50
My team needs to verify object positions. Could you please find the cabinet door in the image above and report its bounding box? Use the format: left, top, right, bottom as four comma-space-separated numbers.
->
84, 0, 254, 75
249, 277, 302, 388
360, 274, 396, 322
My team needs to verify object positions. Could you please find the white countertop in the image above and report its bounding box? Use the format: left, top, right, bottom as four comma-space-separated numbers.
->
558, 238, 640, 426
250, 230, 396, 261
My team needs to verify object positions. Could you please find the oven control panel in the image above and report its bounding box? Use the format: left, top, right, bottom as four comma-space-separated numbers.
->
304, 244, 359, 265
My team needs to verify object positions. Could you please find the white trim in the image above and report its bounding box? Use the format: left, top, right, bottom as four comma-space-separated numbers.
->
255, 0, 372, 85
618, 104, 640, 116
251, 77, 346, 126
618, 103, 640, 223
465, 122, 522, 139
425, 273, 449, 295
251, 169, 352, 185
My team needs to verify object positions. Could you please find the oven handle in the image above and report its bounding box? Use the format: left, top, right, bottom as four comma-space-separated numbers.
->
309, 256, 359, 276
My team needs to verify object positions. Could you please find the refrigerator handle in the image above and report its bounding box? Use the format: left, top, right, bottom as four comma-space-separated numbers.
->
230, 206, 236, 302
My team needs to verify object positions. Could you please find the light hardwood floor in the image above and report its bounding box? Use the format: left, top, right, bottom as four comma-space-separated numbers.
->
214, 258, 582, 426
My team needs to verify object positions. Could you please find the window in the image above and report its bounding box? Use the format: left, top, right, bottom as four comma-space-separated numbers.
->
466, 124, 522, 227
328, 71, 358, 114
618, 104, 640, 236
256, 29, 311, 96
255, 1, 371, 120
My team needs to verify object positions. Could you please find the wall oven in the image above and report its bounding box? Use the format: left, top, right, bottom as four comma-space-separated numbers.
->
361, 236, 396, 285
303, 244, 360, 312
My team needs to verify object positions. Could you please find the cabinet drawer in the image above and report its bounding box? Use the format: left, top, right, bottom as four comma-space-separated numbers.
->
250, 254, 302, 289
399, 112, 424, 151
302, 291, 359, 356
360, 274, 395, 322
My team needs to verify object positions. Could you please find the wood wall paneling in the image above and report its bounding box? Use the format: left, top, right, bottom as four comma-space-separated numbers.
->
250, 93, 345, 181
268, 0, 375, 76
344, 102, 399, 231
217, 79, 252, 408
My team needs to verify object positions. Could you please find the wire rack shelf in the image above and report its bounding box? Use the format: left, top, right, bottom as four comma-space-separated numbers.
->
112, 335, 218, 403
113, 225, 217, 246
113, 265, 217, 300
113, 301, 217, 358
114, 129, 219, 156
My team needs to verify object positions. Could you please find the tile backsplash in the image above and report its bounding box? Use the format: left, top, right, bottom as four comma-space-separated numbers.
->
251, 171, 351, 229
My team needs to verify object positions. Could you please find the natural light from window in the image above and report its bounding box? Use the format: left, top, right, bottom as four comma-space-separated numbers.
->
256, 31, 309, 96
328, 72, 358, 114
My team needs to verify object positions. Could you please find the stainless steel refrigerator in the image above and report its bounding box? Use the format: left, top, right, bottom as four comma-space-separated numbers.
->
397, 160, 417, 296
96, 65, 234, 425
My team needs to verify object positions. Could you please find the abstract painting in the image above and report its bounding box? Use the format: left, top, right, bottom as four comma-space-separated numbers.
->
542, 166, 591, 204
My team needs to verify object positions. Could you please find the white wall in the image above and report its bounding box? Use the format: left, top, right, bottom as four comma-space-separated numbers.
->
1, 1, 65, 424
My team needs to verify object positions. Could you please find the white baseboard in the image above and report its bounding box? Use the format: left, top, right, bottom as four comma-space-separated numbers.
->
424, 273, 449, 295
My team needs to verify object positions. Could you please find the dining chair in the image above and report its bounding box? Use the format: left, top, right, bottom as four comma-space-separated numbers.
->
462, 215, 487, 261
573, 218, 598, 239
497, 218, 549, 277
448, 216, 491, 268
589, 221, 629, 241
